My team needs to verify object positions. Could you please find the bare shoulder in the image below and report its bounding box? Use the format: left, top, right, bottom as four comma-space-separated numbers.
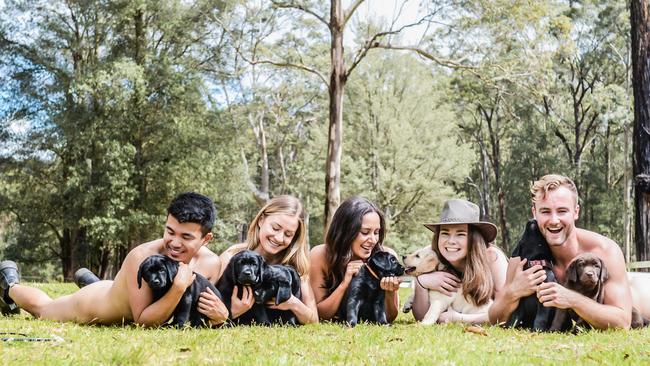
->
219, 243, 247, 267
487, 245, 507, 263
124, 239, 164, 264
578, 228, 626, 274
310, 244, 327, 269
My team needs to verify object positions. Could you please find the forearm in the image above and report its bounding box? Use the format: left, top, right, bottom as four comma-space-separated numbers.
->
411, 280, 431, 321
488, 288, 519, 325
385, 291, 399, 323
135, 287, 185, 327
316, 281, 349, 320
570, 296, 631, 330
289, 299, 319, 325
452, 311, 489, 324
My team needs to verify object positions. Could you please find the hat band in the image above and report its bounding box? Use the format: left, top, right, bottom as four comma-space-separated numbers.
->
439, 217, 478, 223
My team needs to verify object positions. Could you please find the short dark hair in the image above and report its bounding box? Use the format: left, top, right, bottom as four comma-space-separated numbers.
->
167, 192, 216, 237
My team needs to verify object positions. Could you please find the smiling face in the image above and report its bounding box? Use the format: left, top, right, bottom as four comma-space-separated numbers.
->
532, 186, 580, 248
255, 213, 299, 260
350, 212, 381, 261
437, 224, 469, 268
162, 215, 212, 263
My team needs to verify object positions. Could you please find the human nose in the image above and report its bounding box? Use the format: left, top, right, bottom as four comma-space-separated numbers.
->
274, 231, 285, 242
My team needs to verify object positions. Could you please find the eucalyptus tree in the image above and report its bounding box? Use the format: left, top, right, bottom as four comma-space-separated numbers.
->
631, 0, 650, 261
344, 53, 473, 252
219, 0, 466, 228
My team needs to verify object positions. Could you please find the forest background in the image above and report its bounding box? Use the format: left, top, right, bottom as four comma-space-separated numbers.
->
0, 0, 639, 281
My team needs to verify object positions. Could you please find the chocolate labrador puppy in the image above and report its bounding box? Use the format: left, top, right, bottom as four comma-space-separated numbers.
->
137, 254, 221, 327
216, 250, 270, 325
506, 220, 557, 331
550, 253, 649, 332
253, 264, 302, 325
339, 251, 405, 327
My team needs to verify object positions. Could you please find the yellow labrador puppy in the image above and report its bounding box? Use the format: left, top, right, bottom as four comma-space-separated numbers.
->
402, 246, 490, 325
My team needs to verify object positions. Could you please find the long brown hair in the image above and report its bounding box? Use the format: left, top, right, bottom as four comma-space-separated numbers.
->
432, 225, 494, 306
323, 197, 385, 294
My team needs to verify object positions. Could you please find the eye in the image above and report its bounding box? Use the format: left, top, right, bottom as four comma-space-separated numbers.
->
415, 254, 420, 258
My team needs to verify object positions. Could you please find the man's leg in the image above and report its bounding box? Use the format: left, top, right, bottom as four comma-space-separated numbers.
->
74, 268, 100, 288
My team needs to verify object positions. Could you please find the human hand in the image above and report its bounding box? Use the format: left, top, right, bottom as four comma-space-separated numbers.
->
266, 295, 299, 311
438, 308, 461, 324
230, 285, 255, 319
505, 257, 546, 299
537, 282, 576, 310
197, 287, 228, 325
380, 276, 401, 292
172, 262, 196, 291
417, 271, 460, 296
343, 260, 364, 285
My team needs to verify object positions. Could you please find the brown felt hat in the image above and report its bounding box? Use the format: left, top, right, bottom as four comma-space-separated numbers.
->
423, 199, 498, 243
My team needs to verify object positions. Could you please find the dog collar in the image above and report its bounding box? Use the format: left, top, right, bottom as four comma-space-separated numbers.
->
364, 263, 381, 280
527, 259, 553, 270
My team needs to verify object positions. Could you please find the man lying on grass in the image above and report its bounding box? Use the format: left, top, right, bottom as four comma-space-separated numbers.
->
489, 174, 649, 330
0, 192, 228, 327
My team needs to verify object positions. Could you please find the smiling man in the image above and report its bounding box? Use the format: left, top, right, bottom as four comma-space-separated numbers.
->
489, 174, 634, 330
0, 192, 228, 326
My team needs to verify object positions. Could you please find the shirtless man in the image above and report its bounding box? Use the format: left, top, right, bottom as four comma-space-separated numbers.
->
0, 192, 228, 327
489, 174, 638, 330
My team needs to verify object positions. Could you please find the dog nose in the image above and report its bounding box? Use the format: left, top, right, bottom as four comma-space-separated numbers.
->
586, 271, 595, 278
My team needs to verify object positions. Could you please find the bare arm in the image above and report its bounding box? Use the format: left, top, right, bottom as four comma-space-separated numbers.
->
538, 246, 632, 330
125, 252, 195, 327
268, 277, 319, 324
309, 245, 361, 320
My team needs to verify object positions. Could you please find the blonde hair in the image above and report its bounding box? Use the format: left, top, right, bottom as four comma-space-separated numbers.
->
432, 225, 494, 306
530, 174, 578, 206
233, 195, 309, 277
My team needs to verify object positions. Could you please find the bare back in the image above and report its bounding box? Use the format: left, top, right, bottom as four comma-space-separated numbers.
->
38, 239, 220, 324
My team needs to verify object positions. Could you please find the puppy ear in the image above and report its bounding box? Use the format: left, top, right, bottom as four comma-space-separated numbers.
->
164, 257, 177, 286
599, 258, 609, 283
276, 283, 292, 305
290, 268, 301, 295
258, 258, 266, 283
566, 260, 579, 284
230, 254, 237, 282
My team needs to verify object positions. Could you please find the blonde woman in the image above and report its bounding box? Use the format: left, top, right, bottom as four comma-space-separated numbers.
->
411, 199, 508, 324
219, 195, 318, 324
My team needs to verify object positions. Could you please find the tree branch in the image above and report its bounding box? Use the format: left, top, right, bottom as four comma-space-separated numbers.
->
271, 1, 328, 26
371, 44, 474, 70
343, 0, 365, 27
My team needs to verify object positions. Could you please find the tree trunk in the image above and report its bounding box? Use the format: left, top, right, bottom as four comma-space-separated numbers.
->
631, 0, 650, 262
324, 0, 345, 227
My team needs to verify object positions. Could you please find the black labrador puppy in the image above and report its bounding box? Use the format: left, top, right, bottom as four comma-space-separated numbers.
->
549, 253, 649, 332
216, 250, 269, 325
339, 250, 405, 327
137, 254, 221, 327
253, 264, 302, 325
506, 219, 557, 331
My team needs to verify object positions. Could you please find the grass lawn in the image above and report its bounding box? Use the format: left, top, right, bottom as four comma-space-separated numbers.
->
1, 283, 650, 365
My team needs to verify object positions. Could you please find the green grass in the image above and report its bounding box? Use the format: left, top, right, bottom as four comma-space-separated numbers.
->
2, 284, 650, 365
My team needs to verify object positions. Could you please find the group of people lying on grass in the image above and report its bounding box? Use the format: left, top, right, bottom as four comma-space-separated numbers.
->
1, 174, 649, 331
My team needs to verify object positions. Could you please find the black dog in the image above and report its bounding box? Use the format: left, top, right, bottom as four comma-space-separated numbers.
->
253, 264, 302, 325
339, 251, 405, 327
506, 219, 557, 331
137, 254, 221, 327
216, 250, 270, 325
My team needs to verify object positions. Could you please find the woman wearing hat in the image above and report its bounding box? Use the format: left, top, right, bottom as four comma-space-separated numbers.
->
410, 199, 508, 324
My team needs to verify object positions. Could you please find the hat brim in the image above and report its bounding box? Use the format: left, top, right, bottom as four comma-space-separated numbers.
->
423, 221, 498, 244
